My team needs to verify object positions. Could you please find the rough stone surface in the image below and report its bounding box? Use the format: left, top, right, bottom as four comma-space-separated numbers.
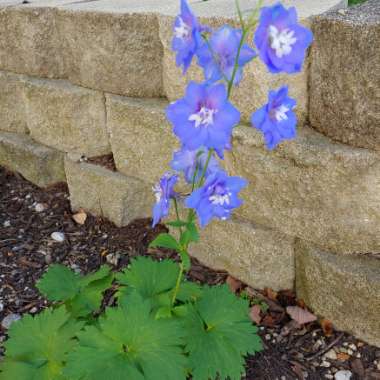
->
188, 218, 295, 291
310, 0, 380, 151
0, 132, 65, 187
64, 156, 152, 226
0, 70, 28, 134
225, 125, 380, 254
0, 6, 65, 78
106, 95, 178, 184
296, 241, 380, 347
24, 78, 110, 157
57, 10, 163, 97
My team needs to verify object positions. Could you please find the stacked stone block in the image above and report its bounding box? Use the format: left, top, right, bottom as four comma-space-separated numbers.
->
0, 0, 379, 346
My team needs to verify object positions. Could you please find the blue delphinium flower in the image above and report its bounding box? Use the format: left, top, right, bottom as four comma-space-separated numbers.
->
171, 147, 220, 184
152, 172, 178, 227
254, 3, 313, 74
197, 25, 256, 85
166, 81, 240, 157
251, 86, 297, 150
172, 0, 203, 73
185, 171, 247, 227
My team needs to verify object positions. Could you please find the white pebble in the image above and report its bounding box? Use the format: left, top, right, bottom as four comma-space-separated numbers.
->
1, 313, 21, 329
3, 220, 11, 228
324, 349, 338, 360
34, 203, 46, 212
51, 232, 65, 242
320, 361, 331, 368
348, 344, 357, 351
0, 302, 3, 312
334, 370, 352, 380
106, 253, 120, 266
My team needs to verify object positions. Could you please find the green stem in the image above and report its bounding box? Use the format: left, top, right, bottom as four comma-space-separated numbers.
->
171, 262, 184, 305
198, 149, 213, 187
172, 2, 258, 304
227, 27, 248, 98
173, 198, 183, 235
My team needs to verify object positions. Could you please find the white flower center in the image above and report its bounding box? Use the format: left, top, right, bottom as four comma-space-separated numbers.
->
274, 104, 290, 122
209, 193, 231, 206
152, 184, 162, 203
174, 17, 190, 40
269, 25, 297, 58
188, 107, 217, 128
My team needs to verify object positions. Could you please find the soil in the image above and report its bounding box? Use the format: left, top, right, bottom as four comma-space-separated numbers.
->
1, 165, 379, 380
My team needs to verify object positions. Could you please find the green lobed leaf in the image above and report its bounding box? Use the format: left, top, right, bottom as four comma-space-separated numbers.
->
0, 307, 83, 380
175, 281, 203, 303
116, 257, 180, 310
64, 293, 188, 380
37, 264, 81, 302
149, 233, 181, 251
37, 264, 113, 318
184, 285, 262, 380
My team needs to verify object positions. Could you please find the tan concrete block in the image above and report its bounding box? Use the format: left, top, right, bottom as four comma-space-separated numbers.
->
0, 6, 65, 78
64, 156, 152, 226
296, 240, 380, 347
0, 131, 65, 187
186, 218, 295, 291
106, 95, 178, 185
310, 0, 380, 151
225, 125, 380, 254
24, 78, 110, 157
0, 70, 28, 134
57, 10, 164, 97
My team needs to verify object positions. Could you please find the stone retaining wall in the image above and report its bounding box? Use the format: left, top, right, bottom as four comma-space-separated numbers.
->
0, 0, 379, 346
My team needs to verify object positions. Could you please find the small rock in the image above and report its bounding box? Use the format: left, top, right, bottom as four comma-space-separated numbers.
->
325, 375, 334, 380
321, 361, 331, 368
51, 232, 65, 242
334, 370, 352, 380
337, 9, 346, 15
34, 203, 46, 212
45, 254, 52, 264
106, 253, 120, 266
1, 313, 21, 329
347, 349, 354, 356
29, 307, 38, 314
0, 302, 3, 312
72, 210, 87, 225
325, 349, 338, 360
265, 334, 271, 340
3, 220, 11, 228
348, 344, 357, 351
70, 264, 81, 274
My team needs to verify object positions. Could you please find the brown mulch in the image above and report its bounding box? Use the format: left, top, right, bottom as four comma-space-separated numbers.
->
86, 153, 117, 171
1, 166, 379, 380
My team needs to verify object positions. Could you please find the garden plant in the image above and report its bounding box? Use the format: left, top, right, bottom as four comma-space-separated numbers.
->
0, 1, 313, 379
